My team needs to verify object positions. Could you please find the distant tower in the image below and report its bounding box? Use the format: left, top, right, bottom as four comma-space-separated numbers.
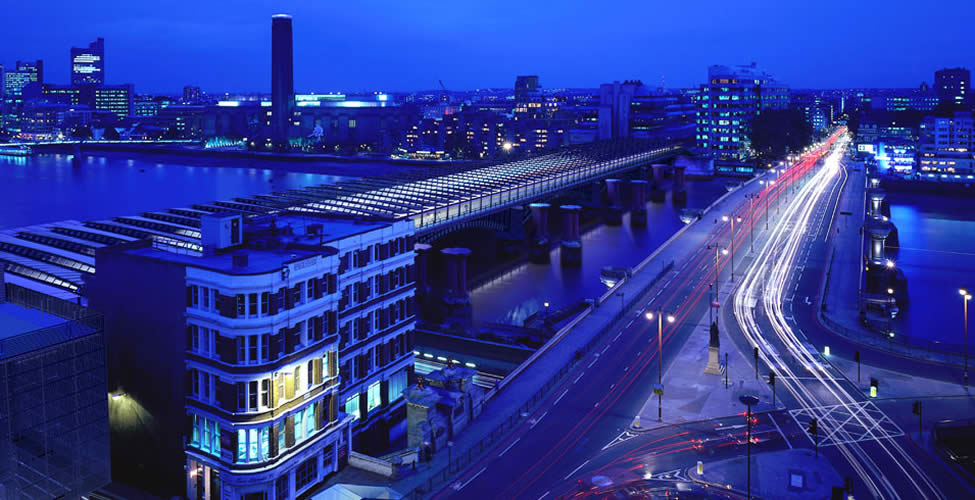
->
71, 38, 104, 85
271, 14, 294, 150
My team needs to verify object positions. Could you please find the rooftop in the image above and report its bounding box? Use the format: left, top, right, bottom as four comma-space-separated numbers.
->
123, 240, 328, 275
0, 301, 65, 341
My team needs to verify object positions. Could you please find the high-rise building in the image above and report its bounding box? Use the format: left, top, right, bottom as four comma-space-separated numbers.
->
2, 61, 44, 131
596, 81, 696, 142
696, 63, 789, 174
86, 212, 416, 498
71, 38, 105, 85
0, 276, 111, 499
271, 14, 295, 150
514, 75, 539, 102
934, 67, 970, 108
917, 111, 975, 174
184, 85, 202, 104
94, 84, 133, 119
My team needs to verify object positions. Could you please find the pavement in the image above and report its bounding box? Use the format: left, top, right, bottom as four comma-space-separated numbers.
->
688, 449, 843, 500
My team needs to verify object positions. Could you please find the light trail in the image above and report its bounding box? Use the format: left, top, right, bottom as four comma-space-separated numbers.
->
732, 131, 944, 499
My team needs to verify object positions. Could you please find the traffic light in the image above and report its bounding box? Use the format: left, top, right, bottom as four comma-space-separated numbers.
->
844, 477, 853, 493
912, 401, 921, 415
853, 351, 860, 363
768, 371, 776, 385
808, 418, 818, 435
870, 378, 879, 398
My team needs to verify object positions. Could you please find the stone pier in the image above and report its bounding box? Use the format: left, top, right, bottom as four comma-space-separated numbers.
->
630, 180, 648, 227
441, 248, 472, 332
650, 163, 667, 202
529, 202, 551, 263
672, 165, 687, 204
605, 178, 623, 225
560, 205, 582, 267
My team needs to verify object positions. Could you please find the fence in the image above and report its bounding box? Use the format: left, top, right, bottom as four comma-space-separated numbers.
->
819, 312, 967, 368
404, 260, 675, 498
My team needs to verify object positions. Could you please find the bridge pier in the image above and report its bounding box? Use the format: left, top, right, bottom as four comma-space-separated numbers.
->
864, 219, 894, 293
672, 165, 687, 205
605, 178, 623, 226
529, 202, 551, 263
650, 164, 667, 203
630, 180, 648, 227
71, 142, 84, 168
441, 248, 472, 333
560, 205, 582, 267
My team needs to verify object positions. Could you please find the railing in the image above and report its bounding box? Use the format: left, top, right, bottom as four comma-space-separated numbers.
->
819, 312, 967, 367
3, 282, 91, 320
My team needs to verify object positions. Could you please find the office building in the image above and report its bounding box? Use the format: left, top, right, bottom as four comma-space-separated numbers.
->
184, 85, 202, 104
2, 61, 44, 131
71, 38, 105, 85
86, 211, 416, 498
514, 75, 539, 102
934, 67, 970, 108
696, 63, 789, 174
0, 276, 110, 499
94, 84, 133, 119
917, 111, 975, 175
596, 81, 696, 142
134, 95, 161, 117
271, 14, 295, 150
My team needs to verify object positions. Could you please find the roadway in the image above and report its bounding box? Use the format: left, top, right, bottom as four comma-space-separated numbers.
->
429, 137, 837, 499
727, 132, 969, 499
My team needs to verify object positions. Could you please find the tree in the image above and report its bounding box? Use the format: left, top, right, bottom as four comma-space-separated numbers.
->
749, 109, 813, 164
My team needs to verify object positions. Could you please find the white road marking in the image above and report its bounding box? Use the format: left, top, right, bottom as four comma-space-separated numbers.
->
563, 459, 591, 480
499, 437, 521, 457
537, 491, 550, 500
554, 389, 569, 405
453, 467, 487, 491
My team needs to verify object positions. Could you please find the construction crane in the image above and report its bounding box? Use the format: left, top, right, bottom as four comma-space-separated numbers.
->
438, 80, 450, 104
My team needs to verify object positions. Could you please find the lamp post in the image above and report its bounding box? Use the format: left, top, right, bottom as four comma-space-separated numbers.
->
887, 287, 895, 336
745, 194, 757, 252
739, 394, 760, 500
707, 245, 729, 309
758, 180, 774, 230
961, 289, 971, 389
723, 215, 743, 281
647, 311, 675, 422
544, 301, 550, 318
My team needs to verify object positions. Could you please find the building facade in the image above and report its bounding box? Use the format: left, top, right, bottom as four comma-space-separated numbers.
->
86, 212, 416, 499
94, 84, 133, 119
917, 111, 974, 174
934, 67, 970, 108
696, 63, 789, 174
71, 38, 105, 86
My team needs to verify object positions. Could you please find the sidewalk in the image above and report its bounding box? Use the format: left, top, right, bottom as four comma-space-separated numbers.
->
633, 283, 775, 430
687, 449, 843, 499
820, 159, 966, 367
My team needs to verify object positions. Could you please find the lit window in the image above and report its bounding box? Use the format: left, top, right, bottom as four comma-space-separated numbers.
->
368, 381, 382, 411
345, 394, 360, 420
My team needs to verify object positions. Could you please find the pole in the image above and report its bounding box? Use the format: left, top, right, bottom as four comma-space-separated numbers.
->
965, 297, 969, 390
746, 405, 752, 500
709, 283, 714, 326
919, 401, 923, 437
730, 219, 736, 282
765, 189, 769, 230
725, 352, 729, 389
657, 313, 663, 423
749, 196, 755, 252
754, 347, 759, 379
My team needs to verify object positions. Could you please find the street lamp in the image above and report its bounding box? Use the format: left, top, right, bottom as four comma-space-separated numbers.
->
707, 245, 729, 322
887, 287, 895, 335
722, 215, 743, 281
739, 394, 760, 500
758, 180, 774, 230
543, 301, 550, 318
647, 311, 676, 422
961, 288, 971, 389
744, 194, 758, 252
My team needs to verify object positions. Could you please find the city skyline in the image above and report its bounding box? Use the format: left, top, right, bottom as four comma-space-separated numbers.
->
4, 0, 975, 94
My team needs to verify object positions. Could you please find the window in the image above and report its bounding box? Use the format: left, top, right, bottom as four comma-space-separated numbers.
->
307, 280, 314, 300
293, 284, 302, 305
191, 285, 199, 306
237, 337, 246, 363
389, 369, 407, 403
277, 420, 286, 452
367, 381, 382, 411
305, 404, 315, 437
249, 381, 258, 410
295, 456, 318, 491
236, 294, 245, 316
201, 286, 209, 309
294, 367, 301, 394
261, 379, 270, 408
275, 476, 289, 500
248, 336, 258, 364
191, 325, 214, 357
375, 347, 382, 367
348, 119, 357, 129
261, 333, 270, 361
307, 360, 314, 389
236, 426, 270, 463
249, 293, 258, 316
345, 394, 360, 420
191, 415, 221, 456
323, 353, 331, 378
237, 382, 247, 410
261, 291, 269, 315
295, 408, 305, 441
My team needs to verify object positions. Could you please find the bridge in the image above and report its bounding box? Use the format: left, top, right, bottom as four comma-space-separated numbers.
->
0, 139, 691, 299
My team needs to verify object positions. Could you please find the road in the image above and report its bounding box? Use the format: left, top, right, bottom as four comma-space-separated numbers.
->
429, 129, 971, 499
429, 137, 835, 499
728, 131, 969, 498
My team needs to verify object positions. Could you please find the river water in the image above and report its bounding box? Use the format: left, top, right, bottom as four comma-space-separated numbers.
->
888, 192, 975, 348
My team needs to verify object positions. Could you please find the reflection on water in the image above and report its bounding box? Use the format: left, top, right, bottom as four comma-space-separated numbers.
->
889, 193, 975, 347
0, 153, 348, 229
471, 181, 727, 325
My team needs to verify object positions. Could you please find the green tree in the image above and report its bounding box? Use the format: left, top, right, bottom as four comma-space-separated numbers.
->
749, 109, 813, 164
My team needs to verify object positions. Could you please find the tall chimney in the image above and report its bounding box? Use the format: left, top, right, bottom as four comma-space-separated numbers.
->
271, 14, 294, 151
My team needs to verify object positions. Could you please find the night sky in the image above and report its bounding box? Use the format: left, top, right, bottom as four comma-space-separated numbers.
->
4, 0, 974, 94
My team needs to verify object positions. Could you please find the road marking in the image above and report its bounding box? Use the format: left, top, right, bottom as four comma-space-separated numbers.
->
564, 459, 591, 480
624, 365, 629, 371
499, 437, 521, 457
601, 345, 609, 355
574, 373, 585, 384
588, 358, 598, 369
530, 411, 548, 429
613, 332, 622, 341
610, 383, 615, 389
453, 467, 487, 491
769, 413, 793, 449
554, 389, 569, 405
626, 319, 635, 328
537, 491, 551, 500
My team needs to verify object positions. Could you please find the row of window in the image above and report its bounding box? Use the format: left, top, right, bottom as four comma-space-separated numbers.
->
187, 312, 339, 365
235, 356, 332, 412
187, 274, 338, 318
343, 369, 408, 421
